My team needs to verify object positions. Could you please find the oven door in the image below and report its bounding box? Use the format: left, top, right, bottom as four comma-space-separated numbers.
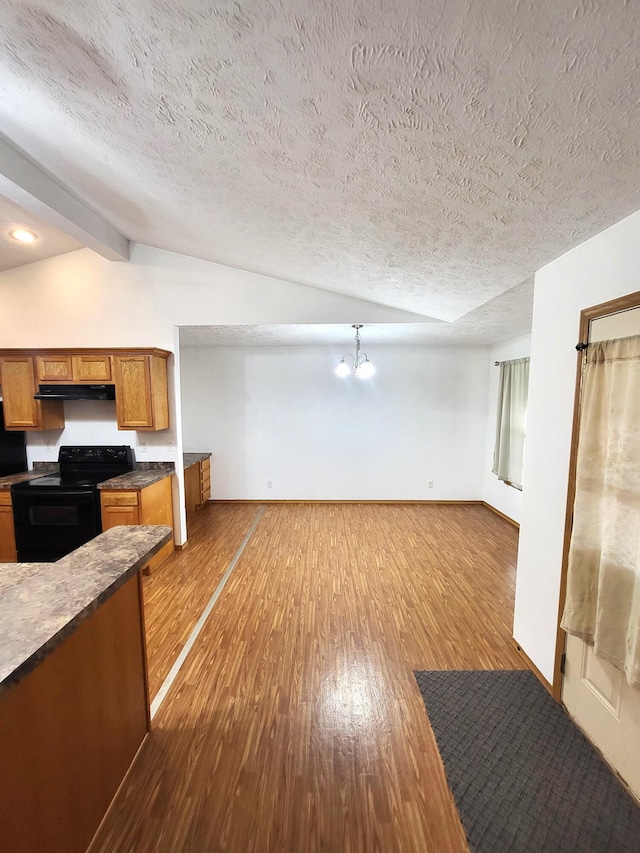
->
11, 488, 102, 562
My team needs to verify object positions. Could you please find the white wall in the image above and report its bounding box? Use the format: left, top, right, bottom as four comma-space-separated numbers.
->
0, 243, 428, 541
514, 208, 640, 685
482, 334, 531, 523
25, 401, 178, 466
0, 244, 429, 351
181, 345, 489, 500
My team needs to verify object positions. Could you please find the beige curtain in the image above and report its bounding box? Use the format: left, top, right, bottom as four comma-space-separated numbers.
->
492, 357, 530, 490
561, 335, 640, 687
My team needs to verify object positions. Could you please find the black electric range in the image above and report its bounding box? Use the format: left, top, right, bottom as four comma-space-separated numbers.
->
11, 445, 135, 562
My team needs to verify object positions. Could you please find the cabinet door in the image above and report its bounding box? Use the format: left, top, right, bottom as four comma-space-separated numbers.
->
0, 494, 17, 562
36, 355, 73, 382
113, 356, 154, 429
0, 357, 65, 431
73, 355, 112, 382
113, 355, 169, 431
139, 477, 174, 572
184, 464, 200, 517
0, 356, 41, 428
100, 493, 140, 530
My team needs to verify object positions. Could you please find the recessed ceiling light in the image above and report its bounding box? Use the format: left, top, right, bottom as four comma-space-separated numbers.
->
9, 228, 37, 243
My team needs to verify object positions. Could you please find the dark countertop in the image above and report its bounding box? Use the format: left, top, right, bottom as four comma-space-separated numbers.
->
98, 464, 175, 490
0, 525, 172, 694
0, 471, 49, 489
0, 452, 210, 491
183, 452, 212, 469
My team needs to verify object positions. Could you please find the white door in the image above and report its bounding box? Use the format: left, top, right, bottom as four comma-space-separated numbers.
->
562, 307, 640, 801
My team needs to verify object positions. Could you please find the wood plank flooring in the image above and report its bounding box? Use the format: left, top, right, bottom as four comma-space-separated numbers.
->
143, 502, 260, 699
91, 503, 524, 853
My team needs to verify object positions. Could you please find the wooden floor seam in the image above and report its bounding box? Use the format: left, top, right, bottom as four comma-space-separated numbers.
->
150, 503, 265, 719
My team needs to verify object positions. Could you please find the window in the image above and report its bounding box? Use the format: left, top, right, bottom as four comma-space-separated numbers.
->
492, 357, 530, 491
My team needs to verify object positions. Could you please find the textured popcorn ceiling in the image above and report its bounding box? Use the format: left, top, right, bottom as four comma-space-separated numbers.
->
0, 1, 639, 328
180, 276, 534, 347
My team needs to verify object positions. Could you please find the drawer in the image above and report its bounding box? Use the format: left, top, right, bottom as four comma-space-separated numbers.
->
0, 491, 12, 506
100, 491, 139, 507
36, 355, 73, 382
72, 355, 112, 382
200, 473, 211, 493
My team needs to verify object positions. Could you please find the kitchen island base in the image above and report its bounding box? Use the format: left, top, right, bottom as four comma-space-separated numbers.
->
0, 526, 171, 853
0, 574, 147, 853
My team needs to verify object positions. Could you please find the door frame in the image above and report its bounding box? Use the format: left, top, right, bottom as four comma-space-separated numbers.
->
552, 288, 640, 700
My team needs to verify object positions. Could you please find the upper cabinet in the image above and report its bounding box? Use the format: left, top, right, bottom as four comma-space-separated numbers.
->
0, 349, 170, 431
73, 354, 112, 382
0, 355, 64, 430
113, 354, 169, 431
36, 354, 74, 382
36, 353, 113, 382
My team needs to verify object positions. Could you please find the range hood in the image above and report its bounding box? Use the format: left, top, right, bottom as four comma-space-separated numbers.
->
34, 384, 116, 401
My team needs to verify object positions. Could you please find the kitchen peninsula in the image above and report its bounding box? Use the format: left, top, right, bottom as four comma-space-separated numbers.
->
0, 525, 172, 853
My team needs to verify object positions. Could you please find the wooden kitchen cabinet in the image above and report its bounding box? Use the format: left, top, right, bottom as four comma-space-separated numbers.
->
101, 476, 174, 573
200, 457, 211, 503
36, 354, 73, 381
0, 348, 170, 432
37, 353, 112, 382
113, 355, 169, 431
0, 492, 17, 562
184, 457, 211, 518
0, 566, 150, 853
73, 354, 113, 381
0, 355, 65, 430
100, 491, 140, 527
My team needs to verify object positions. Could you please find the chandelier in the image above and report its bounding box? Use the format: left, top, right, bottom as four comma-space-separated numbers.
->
334, 325, 376, 379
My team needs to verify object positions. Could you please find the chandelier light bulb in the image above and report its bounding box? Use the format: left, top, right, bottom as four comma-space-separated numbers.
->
355, 358, 375, 379
334, 359, 352, 377
334, 324, 375, 379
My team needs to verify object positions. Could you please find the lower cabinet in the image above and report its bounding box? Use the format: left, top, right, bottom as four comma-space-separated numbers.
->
200, 457, 211, 503
184, 458, 211, 518
0, 573, 148, 853
100, 477, 175, 573
0, 492, 17, 562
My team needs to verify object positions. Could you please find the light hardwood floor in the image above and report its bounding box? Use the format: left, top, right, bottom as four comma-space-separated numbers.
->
143, 502, 260, 699
91, 502, 525, 853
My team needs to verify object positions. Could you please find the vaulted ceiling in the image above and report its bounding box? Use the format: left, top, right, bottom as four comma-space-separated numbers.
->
0, 193, 82, 271
1, 0, 639, 336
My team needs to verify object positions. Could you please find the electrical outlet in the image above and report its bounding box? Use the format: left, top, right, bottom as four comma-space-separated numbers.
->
139, 444, 148, 453
267, 480, 273, 488
428, 481, 434, 488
